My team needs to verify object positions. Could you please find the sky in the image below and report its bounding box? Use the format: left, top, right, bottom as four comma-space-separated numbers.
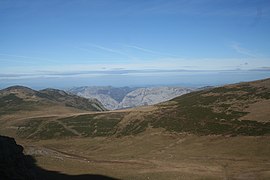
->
1, 0, 270, 89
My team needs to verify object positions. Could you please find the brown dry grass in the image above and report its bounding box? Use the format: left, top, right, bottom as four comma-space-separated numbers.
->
240, 100, 270, 122
13, 129, 270, 180
1, 78, 270, 179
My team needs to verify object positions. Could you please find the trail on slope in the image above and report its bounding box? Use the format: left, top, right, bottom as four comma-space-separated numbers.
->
54, 120, 82, 136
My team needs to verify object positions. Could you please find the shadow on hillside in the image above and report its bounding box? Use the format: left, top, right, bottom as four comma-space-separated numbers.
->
36, 164, 119, 180
33, 155, 119, 180
0, 135, 119, 180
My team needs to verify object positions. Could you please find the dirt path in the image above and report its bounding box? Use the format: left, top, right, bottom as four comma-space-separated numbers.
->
54, 120, 82, 136
26, 121, 48, 139
25, 145, 225, 178
26, 145, 150, 166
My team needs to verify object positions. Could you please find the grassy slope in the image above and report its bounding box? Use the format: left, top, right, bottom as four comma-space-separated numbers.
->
148, 80, 270, 136
0, 86, 106, 118
20, 131, 270, 180
10, 78, 270, 140
1, 79, 270, 179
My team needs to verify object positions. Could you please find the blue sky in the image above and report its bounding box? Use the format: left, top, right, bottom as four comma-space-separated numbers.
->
1, 0, 270, 88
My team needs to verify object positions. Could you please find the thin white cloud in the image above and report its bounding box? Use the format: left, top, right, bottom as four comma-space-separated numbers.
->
126, 45, 160, 54
3, 57, 269, 75
231, 42, 257, 57
0, 58, 38, 64
0, 53, 56, 63
124, 45, 177, 57
74, 47, 93, 53
87, 43, 136, 60
2, 67, 270, 80
140, 0, 270, 18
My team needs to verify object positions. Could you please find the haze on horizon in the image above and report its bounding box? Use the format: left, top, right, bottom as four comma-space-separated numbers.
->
1, 0, 270, 89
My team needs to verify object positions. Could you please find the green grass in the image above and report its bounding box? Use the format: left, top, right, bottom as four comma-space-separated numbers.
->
0, 94, 39, 116
145, 84, 270, 136
120, 120, 149, 136
36, 121, 76, 139
17, 118, 77, 139
12, 81, 270, 139
147, 108, 270, 136
17, 119, 43, 138
59, 114, 123, 137
18, 116, 121, 139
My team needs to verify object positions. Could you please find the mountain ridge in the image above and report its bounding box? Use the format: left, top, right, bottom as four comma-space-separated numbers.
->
2, 78, 268, 140
69, 86, 193, 110
1, 78, 270, 179
0, 86, 106, 118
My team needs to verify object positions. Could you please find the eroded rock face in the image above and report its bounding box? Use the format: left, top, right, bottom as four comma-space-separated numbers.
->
69, 86, 136, 110
0, 135, 37, 180
69, 86, 193, 110
118, 87, 193, 109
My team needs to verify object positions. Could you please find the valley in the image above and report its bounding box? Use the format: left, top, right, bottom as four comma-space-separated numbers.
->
68, 86, 193, 110
2, 1, 270, 179
13, 131, 270, 179
0, 78, 270, 179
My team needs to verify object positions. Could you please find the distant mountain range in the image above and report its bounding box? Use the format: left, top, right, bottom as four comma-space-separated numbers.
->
68, 86, 136, 110
68, 86, 194, 110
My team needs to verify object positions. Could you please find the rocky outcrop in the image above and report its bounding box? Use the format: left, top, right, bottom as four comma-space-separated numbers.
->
69, 86, 136, 110
0, 135, 37, 180
69, 86, 193, 110
119, 87, 193, 109
77, 93, 119, 110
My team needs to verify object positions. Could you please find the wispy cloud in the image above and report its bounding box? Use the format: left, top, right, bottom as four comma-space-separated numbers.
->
0, 53, 56, 63
0, 58, 38, 65
87, 44, 136, 60
1, 68, 265, 80
124, 45, 177, 57
2, 56, 269, 76
231, 42, 257, 57
125, 45, 158, 54
74, 47, 94, 53
139, 0, 270, 18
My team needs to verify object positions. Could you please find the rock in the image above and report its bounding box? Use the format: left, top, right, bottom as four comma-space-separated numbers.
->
0, 135, 37, 180
119, 87, 193, 109
69, 86, 194, 110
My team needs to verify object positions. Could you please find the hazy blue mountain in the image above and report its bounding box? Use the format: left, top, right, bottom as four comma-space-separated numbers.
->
68, 86, 193, 110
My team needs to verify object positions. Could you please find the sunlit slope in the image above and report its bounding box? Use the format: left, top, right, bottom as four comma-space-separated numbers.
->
0, 86, 106, 118
149, 78, 270, 135
3, 78, 270, 139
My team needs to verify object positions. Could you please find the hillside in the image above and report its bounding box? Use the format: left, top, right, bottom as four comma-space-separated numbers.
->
6, 78, 269, 140
68, 86, 136, 110
1, 79, 270, 179
148, 78, 270, 135
0, 86, 106, 119
0, 135, 117, 180
118, 87, 193, 109
69, 86, 193, 110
